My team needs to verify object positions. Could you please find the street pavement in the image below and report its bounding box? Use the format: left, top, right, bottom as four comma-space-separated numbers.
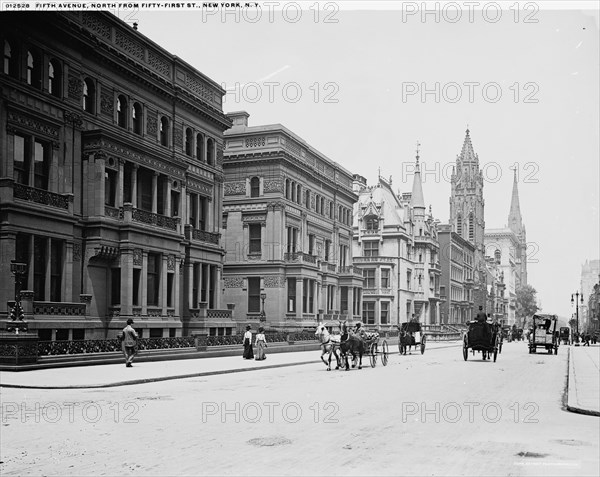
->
1, 341, 598, 476
0, 342, 598, 417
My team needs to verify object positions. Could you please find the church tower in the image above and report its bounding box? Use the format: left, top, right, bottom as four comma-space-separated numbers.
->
449, 128, 486, 310
508, 169, 527, 286
449, 128, 485, 267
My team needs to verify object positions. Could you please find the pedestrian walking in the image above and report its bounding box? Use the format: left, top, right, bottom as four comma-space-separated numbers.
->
255, 327, 267, 360
120, 318, 138, 367
243, 325, 254, 359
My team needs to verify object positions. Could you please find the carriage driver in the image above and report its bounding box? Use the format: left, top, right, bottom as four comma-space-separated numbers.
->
353, 321, 367, 339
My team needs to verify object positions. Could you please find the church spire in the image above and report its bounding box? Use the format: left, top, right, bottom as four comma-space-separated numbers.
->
508, 167, 523, 236
411, 141, 426, 211
458, 127, 478, 164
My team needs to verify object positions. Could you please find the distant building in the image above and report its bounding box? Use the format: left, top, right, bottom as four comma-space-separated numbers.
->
221, 112, 363, 332
484, 170, 529, 326
352, 155, 441, 329
0, 12, 231, 340
438, 224, 475, 324
581, 259, 600, 330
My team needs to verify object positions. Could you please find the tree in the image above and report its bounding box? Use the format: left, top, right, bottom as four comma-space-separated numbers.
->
516, 284, 539, 328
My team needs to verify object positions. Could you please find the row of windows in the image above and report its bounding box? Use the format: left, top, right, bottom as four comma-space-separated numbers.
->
362, 268, 391, 289
15, 233, 63, 302
3, 39, 62, 98
362, 301, 390, 325
283, 178, 352, 225
2, 39, 218, 161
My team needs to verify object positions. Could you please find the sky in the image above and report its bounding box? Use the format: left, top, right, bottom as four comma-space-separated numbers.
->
111, 1, 598, 319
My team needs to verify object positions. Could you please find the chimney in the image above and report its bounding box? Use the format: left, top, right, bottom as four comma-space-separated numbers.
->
226, 111, 249, 129
352, 174, 367, 192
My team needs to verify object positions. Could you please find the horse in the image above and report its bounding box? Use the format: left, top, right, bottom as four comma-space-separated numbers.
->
338, 320, 365, 370
397, 325, 415, 355
315, 324, 341, 371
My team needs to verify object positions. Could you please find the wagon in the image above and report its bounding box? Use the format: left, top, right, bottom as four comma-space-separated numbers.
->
397, 321, 426, 355
463, 321, 501, 362
363, 333, 389, 367
528, 314, 559, 354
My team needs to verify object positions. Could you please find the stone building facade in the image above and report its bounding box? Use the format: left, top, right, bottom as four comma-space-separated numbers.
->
352, 157, 441, 330
438, 224, 476, 324
0, 12, 231, 340
222, 112, 363, 331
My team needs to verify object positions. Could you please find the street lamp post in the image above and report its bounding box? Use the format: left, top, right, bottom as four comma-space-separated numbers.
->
7, 261, 28, 334
260, 293, 267, 323
571, 291, 584, 346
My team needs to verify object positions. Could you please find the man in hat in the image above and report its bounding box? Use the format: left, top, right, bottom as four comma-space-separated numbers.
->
121, 318, 139, 367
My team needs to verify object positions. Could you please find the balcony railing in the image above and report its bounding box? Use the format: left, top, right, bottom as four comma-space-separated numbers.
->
284, 252, 317, 264
207, 309, 233, 319
353, 256, 397, 264
13, 183, 70, 210
339, 265, 363, 276
132, 208, 177, 230
104, 205, 124, 219
33, 301, 86, 316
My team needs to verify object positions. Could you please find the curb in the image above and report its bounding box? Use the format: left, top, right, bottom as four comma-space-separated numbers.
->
566, 346, 600, 417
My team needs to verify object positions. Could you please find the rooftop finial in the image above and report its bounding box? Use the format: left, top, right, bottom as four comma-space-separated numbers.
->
378, 167, 381, 179
416, 140, 421, 164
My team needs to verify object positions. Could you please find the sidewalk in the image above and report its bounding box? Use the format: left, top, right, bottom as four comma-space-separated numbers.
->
0, 341, 460, 389
567, 344, 600, 416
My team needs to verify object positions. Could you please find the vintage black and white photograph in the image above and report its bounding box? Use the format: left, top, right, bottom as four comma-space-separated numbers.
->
0, 1, 598, 475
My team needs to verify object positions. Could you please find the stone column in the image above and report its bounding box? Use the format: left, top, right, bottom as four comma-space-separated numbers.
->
296, 278, 303, 321
161, 254, 168, 315
44, 237, 51, 301
120, 249, 132, 316
131, 164, 138, 208
187, 261, 195, 309
165, 177, 172, 217
141, 251, 148, 314
118, 159, 124, 207
64, 241, 73, 302
347, 287, 354, 320
152, 172, 158, 214
215, 266, 222, 309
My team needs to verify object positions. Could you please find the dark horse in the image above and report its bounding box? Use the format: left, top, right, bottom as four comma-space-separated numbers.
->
338, 321, 365, 370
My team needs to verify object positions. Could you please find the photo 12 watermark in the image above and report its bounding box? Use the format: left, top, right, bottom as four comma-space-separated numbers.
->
1, 401, 140, 424
401, 401, 540, 424
402, 82, 540, 104
201, 401, 340, 423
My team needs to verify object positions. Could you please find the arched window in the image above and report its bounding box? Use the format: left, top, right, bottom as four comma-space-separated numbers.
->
468, 213, 474, 241
26, 50, 41, 88
132, 102, 142, 135
494, 249, 501, 263
196, 133, 204, 160
320, 197, 325, 215
117, 95, 128, 128
316, 195, 320, 214
48, 59, 61, 97
160, 116, 169, 146
456, 215, 462, 236
329, 202, 333, 218
250, 177, 260, 198
185, 128, 193, 156
285, 179, 290, 199
206, 138, 214, 164
296, 184, 301, 204
305, 189, 310, 209
291, 182, 296, 202
83, 78, 95, 114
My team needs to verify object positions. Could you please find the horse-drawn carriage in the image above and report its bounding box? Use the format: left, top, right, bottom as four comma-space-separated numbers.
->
397, 321, 426, 355
314, 322, 389, 371
462, 320, 501, 362
559, 327, 570, 346
528, 314, 559, 354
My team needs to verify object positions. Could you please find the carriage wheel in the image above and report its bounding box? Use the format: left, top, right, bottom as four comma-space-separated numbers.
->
382, 340, 389, 366
463, 336, 468, 361
421, 335, 426, 354
369, 342, 377, 367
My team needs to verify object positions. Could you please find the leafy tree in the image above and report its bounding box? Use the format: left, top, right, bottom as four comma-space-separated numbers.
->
516, 284, 539, 327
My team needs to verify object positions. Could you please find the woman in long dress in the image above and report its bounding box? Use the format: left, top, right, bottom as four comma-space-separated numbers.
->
243, 325, 254, 359
255, 327, 267, 360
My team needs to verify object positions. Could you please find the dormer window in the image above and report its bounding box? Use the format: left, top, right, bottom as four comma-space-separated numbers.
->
365, 216, 379, 231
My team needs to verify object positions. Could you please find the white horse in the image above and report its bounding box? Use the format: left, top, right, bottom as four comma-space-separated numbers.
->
315, 324, 341, 371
